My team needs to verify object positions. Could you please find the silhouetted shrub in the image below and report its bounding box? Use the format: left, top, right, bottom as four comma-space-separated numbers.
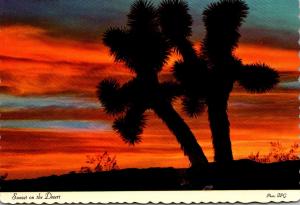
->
80, 152, 119, 173
0, 173, 8, 183
248, 142, 299, 163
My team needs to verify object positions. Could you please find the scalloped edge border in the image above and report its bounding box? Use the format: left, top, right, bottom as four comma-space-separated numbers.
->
1, 0, 300, 204
1, 190, 300, 204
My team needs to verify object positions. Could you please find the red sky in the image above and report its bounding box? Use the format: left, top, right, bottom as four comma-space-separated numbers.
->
1, 26, 298, 96
0, 25, 299, 179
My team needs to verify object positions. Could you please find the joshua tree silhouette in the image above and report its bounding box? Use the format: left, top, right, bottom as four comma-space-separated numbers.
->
159, 0, 279, 163
97, 0, 208, 168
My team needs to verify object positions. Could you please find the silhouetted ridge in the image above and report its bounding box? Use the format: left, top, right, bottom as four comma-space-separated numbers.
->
3, 160, 300, 191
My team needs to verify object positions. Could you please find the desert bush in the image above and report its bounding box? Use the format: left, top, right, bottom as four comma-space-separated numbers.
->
0, 173, 8, 182
80, 152, 119, 173
248, 142, 299, 163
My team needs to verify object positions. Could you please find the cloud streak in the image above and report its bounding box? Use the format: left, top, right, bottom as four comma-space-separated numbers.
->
0, 94, 100, 109
279, 81, 300, 89
0, 26, 297, 97
0, 0, 297, 49
1, 120, 110, 130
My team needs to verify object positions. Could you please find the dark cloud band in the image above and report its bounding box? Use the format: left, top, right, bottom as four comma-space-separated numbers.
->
0, 0, 297, 49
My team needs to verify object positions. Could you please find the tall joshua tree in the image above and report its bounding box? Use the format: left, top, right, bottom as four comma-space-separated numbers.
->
97, 0, 208, 168
159, 0, 279, 163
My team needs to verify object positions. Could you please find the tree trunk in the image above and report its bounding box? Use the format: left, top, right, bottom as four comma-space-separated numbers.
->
153, 102, 208, 168
176, 39, 198, 62
207, 95, 233, 162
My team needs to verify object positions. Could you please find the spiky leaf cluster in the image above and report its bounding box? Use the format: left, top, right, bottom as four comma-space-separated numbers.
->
113, 106, 147, 145
202, 0, 249, 58
103, 28, 129, 64
128, 0, 159, 34
158, 0, 192, 43
238, 64, 279, 93
97, 78, 126, 115
103, 0, 170, 74
182, 96, 206, 117
203, 0, 248, 31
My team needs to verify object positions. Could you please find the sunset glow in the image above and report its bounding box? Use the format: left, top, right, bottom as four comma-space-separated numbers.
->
1, 0, 299, 180
1, 26, 298, 96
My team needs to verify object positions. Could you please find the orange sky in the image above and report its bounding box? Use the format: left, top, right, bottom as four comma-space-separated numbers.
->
1, 92, 299, 179
0, 26, 298, 96
0, 25, 299, 179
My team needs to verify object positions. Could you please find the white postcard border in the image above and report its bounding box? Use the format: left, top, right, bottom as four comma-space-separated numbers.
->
1, 190, 300, 204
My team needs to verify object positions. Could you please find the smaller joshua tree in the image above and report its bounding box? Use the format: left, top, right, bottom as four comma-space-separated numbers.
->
97, 0, 208, 168
159, 0, 279, 163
